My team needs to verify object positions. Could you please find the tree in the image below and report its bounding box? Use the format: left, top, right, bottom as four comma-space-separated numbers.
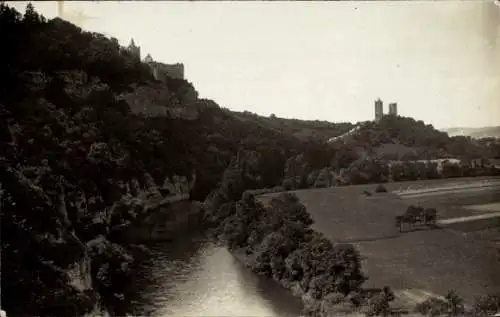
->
445, 290, 464, 316
367, 286, 395, 316
375, 184, 388, 193
23, 3, 41, 24
473, 294, 500, 316
415, 297, 448, 317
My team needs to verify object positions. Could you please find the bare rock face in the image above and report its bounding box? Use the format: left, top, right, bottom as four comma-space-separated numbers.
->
50, 71, 112, 106
87, 142, 112, 164
0, 167, 100, 316
283, 154, 310, 189
118, 83, 200, 119
162, 173, 194, 199
118, 84, 172, 116
19, 71, 50, 92
312, 167, 334, 188
67, 254, 93, 292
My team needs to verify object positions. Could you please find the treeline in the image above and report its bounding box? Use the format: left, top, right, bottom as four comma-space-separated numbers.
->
348, 159, 500, 185
0, 3, 151, 93
286, 157, 500, 191
415, 290, 500, 317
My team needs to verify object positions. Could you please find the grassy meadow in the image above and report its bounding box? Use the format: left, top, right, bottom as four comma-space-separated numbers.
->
258, 177, 500, 307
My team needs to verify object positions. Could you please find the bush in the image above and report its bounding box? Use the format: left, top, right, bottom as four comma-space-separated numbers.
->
473, 294, 500, 316
415, 297, 448, 316
375, 184, 388, 193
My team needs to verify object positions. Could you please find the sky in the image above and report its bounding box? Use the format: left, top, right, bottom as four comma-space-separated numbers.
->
8, 1, 500, 129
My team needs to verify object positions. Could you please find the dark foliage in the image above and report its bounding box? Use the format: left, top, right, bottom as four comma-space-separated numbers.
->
374, 184, 388, 193
207, 165, 366, 314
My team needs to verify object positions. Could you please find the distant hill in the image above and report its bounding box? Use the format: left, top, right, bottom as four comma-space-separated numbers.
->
231, 110, 355, 142
327, 115, 500, 161
443, 126, 500, 138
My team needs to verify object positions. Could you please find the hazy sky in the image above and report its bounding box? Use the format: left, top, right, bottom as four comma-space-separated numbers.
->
8, 1, 500, 128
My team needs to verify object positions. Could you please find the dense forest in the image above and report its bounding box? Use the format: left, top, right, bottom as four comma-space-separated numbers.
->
1, 3, 499, 317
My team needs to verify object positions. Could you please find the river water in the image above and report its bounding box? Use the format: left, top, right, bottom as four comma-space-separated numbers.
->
122, 232, 304, 317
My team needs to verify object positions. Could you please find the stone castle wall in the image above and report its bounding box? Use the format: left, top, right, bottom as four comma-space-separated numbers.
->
150, 62, 184, 81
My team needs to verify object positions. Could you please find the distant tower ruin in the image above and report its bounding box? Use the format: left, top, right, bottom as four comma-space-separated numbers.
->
127, 38, 141, 60
389, 102, 398, 116
374, 98, 383, 122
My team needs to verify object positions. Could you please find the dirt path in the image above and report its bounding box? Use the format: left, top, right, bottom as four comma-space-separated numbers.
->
438, 212, 500, 225
464, 202, 500, 212
396, 184, 500, 199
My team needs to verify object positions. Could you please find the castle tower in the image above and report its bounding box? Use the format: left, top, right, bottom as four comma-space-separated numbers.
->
374, 98, 383, 122
144, 53, 154, 64
127, 38, 141, 60
389, 102, 398, 116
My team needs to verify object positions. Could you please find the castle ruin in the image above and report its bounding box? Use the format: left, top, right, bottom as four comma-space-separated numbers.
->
144, 53, 184, 80
374, 98, 398, 122
126, 38, 185, 80
389, 102, 398, 116
374, 98, 383, 122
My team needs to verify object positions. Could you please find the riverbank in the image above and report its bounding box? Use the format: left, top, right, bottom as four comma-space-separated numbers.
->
120, 231, 304, 317
229, 247, 364, 317
207, 188, 373, 317
99, 195, 205, 316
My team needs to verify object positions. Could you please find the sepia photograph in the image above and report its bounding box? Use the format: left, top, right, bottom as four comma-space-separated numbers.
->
0, 1, 499, 316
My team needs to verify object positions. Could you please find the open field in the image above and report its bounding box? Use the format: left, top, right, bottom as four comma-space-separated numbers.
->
258, 177, 500, 306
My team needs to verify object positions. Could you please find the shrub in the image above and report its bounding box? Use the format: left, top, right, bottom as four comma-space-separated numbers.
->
473, 294, 500, 316
415, 297, 448, 316
375, 184, 388, 193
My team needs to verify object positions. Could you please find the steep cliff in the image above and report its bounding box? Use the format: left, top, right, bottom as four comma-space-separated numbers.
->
0, 5, 201, 314
0, 69, 202, 313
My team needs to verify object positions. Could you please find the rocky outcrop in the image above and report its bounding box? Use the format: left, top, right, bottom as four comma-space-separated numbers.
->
282, 154, 310, 190
58, 167, 200, 244
0, 167, 102, 316
118, 84, 172, 116
1, 67, 201, 316
309, 167, 335, 188
118, 82, 200, 119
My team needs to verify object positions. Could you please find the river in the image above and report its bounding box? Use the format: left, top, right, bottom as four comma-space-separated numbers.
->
121, 232, 304, 317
